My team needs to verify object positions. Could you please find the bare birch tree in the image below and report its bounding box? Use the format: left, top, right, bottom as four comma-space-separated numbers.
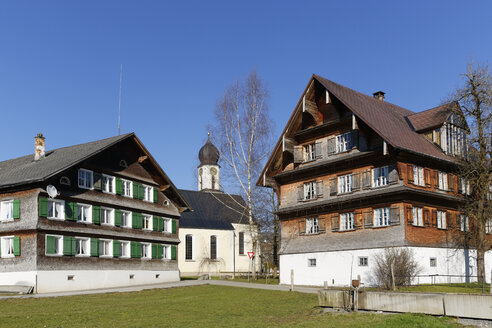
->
209, 70, 273, 278
449, 62, 492, 284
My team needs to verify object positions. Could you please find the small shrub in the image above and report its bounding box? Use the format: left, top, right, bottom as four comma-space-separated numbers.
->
373, 248, 421, 289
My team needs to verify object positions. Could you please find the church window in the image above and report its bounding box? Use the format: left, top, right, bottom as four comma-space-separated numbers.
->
238, 232, 244, 255
210, 235, 217, 260
185, 234, 193, 260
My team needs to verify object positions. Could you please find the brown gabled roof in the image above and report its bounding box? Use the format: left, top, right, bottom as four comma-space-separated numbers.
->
407, 103, 453, 132
257, 74, 457, 186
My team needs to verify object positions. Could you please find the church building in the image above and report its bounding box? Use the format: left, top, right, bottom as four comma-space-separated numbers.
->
178, 136, 259, 277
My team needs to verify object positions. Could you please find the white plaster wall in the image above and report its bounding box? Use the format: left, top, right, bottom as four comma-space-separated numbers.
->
232, 223, 260, 272
36, 270, 179, 293
280, 247, 492, 287
0, 271, 37, 286
178, 227, 234, 275
0, 270, 179, 293
198, 165, 219, 191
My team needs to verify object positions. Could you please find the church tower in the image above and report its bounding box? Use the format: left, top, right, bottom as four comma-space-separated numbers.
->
198, 133, 220, 191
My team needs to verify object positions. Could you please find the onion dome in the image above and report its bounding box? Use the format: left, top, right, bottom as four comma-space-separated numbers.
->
198, 133, 219, 166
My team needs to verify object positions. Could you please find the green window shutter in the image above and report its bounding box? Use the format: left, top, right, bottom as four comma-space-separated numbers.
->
90, 238, 99, 256
116, 178, 123, 195
130, 242, 135, 258
13, 200, 20, 219
172, 219, 176, 234
132, 212, 138, 228
138, 214, 143, 229
46, 235, 55, 254
13, 236, 21, 256
39, 197, 48, 217
158, 217, 164, 232
138, 184, 144, 200
71, 237, 76, 256
66, 202, 77, 221
152, 216, 158, 231
133, 183, 139, 199
113, 240, 120, 257
115, 209, 122, 227
171, 245, 176, 260
63, 236, 73, 256
92, 206, 101, 225
93, 172, 102, 191
153, 188, 158, 204
157, 245, 163, 259
136, 243, 142, 258
151, 244, 157, 259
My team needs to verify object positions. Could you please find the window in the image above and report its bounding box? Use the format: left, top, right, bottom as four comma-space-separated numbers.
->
77, 204, 91, 223
162, 218, 171, 232
438, 172, 448, 190
340, 213, 354, 231
238, 232, 245, 255
336, 132, 352, 153
359, 256, 368, 266
121, 211, 132, 228
78, 169, 93, 189
185, 234, 193, 260
141, 243, 151, 259
437, 211, 446, 229
306, 217, 319, 234
485, 218, 492, 234
460, 178, 471, 195
100, 207, 114, 225
143, 185, 153, 202
99, 239, 112, 257
75, 237, 90, 256
163, 245, 171, 259
412, 207, 423, 227
372, 166, 389, 187
210, 235, 217, 260
303, 181, 317, 200
308, 258, 316, 267
373, 207, 390, 227
119, 241, 130, 258
102, 174, 115, 193
122, 179, 132, 197
460, 215, 469, 232
47, 199, 64, 220
0, 200, 14, 221
1, 236, 15, 258
338, 174, 352, 194
46, 235, 63, 255
143, 215, 152, 230
304, 143, 315, 162
430, 257, 437, 267
413, 166, 424, 186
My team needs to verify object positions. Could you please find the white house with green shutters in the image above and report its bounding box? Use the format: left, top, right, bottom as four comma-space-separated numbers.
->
0, 133, 190, 293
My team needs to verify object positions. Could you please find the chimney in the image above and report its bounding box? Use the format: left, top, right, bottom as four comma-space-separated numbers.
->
34, 133, 46, 161
373, 91, 385, 101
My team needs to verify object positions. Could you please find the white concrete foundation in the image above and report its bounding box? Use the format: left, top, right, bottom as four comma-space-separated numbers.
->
280, 247, 492, 287
0, 270, 180, 293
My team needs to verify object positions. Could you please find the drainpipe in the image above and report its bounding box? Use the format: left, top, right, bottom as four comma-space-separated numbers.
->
232, 231, 236, 279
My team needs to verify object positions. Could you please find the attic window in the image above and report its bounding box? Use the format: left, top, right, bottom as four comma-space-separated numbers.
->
119, 160, 128, 168
60, 176, 71, 186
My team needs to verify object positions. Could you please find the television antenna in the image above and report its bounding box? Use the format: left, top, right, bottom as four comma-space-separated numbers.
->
118, 64, 123, 135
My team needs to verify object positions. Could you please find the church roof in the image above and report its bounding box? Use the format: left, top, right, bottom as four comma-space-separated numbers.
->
178, 189, 248, 230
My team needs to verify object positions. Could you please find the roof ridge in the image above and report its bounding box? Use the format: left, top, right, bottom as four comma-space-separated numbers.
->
0, 133, 134, 165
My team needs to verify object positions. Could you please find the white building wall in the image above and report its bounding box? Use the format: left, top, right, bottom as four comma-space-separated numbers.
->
0, 270, 180, 293
178, 224, 259, 276
280, 247, 492, 287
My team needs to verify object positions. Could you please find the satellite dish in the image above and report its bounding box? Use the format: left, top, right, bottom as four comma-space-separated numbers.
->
46, 185, 58, 198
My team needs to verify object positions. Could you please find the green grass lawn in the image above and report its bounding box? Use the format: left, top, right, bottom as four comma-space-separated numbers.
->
211, 276, 280, 285
367, 282, 490, 294
0, 285, 463, 327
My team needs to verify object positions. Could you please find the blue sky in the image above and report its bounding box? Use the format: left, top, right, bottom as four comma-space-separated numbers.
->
0, 1, 491, 190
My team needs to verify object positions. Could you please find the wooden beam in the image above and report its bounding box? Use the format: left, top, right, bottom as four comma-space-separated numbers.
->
263, 172, 278, 189
138, 155, 148, 163
160, 185, 170, 191
302, 96, 320, 124
282, 135, 295, 154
